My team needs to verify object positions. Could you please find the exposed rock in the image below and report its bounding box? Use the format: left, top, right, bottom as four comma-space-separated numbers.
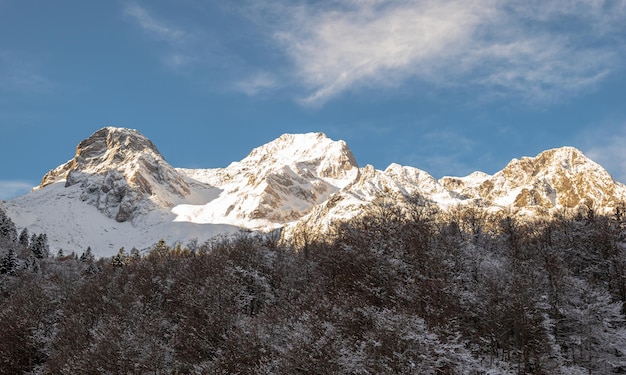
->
453, 147, 626, 212
38, 127, 193, 222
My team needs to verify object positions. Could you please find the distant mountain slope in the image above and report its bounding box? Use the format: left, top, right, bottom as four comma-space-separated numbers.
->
4, 127, 626, 256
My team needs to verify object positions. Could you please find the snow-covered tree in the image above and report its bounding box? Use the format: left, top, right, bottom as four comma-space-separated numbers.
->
0, 247, 18, 275
80, 246, 94, 262
18, 227, 29, 248
30, 233, 49, 258
0, 207, 17, 242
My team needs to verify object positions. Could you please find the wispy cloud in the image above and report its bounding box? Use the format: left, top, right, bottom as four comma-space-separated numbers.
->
0, 51, 53, 93
124, 3, 186, 42
122, 3, 253, 84
121, 1, 626, 105
235, 71, 280, 96
262, 0, 626, 106
123, 3, 198, 72
0, 180, 34, 200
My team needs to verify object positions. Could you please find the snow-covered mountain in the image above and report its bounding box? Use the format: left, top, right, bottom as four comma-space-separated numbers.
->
37, 127, 203, 223
440, 147, 626, 213
4, 127, 626, 256
174, 132, 359, 228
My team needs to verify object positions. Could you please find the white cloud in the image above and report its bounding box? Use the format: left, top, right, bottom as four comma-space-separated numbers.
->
124, 3, 186, 42
266, 0, 626, 105
235, 72, 280, 96
0, 180, 34, 200
121, 1, 626, 105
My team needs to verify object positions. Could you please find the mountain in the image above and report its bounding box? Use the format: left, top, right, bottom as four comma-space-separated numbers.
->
5, 128, 237, 256
174, 132, 359, 228
4, 127, 626, 257
37, 127, 201, 223
440, 146, 626, 212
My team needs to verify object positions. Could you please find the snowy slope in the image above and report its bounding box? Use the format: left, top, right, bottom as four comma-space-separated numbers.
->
281, 163, 465, 240
5, 181, 239, 257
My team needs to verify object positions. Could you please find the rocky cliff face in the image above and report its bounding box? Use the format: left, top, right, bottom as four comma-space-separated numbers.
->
38, 127, 193, 222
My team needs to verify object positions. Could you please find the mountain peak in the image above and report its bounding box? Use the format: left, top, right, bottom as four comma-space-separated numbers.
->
174, 132, 360, 228
479, 146, 623, 210
534, 146, 589, 170
499, 146, 601, 183
233, 133, 359, 186
39, 127, 162, 188
243, 132, 358, 177
38, 127, 191, 222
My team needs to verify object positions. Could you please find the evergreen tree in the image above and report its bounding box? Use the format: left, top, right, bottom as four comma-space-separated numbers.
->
111, 247, 128, 267
80, 246, 94, 262
0, 247, 18, 275
29, 233, 38, 253
130, 247, 141, 260
18, 227, 29, 247
40, 233, 50, 257
0, 207, 18, 242
85, 262, 99, 275
31, 233, 50, 259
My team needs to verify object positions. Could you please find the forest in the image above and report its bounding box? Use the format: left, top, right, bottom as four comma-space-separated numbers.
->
2, 198, 626, 374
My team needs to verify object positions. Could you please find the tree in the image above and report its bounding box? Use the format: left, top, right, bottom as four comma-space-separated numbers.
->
146, 239, 171, 262
0, 207, 17, 242
80, 246, 94, 262
0, 247, 18, 275
556, 278, 626, 372
130, 247, 141, 260
111, 247, 129, 267
18, 228, 29, 248
30, 233, 49, 259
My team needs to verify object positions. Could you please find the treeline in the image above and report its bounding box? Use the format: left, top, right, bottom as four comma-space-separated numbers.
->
1, 202, 626, 374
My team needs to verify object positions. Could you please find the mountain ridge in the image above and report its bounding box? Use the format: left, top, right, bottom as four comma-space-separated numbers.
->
5, 127, 626, 256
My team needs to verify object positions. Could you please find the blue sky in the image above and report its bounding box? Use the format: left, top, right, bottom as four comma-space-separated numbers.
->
2, 0, 626, 200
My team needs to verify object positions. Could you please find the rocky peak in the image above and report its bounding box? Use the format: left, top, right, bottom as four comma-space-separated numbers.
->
240, 132, 358, 181
38, 127, 192, 222
439, 171, 491, 200
499, 147, 592, 184
448, 146, 626, 211
173, 133, 360, 228
40, 127, 163, 188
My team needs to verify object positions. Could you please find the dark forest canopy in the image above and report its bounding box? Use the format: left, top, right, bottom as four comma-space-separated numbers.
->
2, 202, 626, 374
